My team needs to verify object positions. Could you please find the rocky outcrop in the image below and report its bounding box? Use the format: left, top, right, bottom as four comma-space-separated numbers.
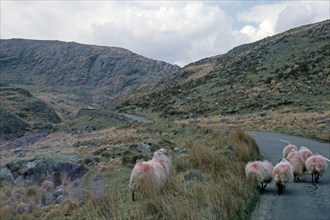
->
1, 155, 87, 186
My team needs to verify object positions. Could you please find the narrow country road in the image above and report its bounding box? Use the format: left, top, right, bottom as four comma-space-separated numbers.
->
249, 131, 330, 220
118, 113, 330, 219
118, 113, 153, 123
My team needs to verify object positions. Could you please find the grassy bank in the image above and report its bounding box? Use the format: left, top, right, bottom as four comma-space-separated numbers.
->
1, 119, 262, 219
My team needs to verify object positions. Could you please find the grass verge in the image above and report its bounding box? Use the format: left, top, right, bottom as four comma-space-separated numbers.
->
0, 122, 261, 219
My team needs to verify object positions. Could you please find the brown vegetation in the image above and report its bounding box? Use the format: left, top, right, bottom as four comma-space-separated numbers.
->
177, 109, 330, 142
0, 125, 261, 219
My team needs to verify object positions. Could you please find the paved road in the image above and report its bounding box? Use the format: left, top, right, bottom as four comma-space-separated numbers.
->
118, 113, 153, 123
249, 131, 330, 220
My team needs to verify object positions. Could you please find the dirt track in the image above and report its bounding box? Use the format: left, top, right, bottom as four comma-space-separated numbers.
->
250, 132, 330, 220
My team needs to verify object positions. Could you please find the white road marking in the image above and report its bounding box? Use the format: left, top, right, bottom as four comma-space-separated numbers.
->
279, 139, 291, 144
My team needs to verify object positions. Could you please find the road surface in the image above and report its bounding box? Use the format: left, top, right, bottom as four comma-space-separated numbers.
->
249, 131, 330, 220
118, 113, 153, 123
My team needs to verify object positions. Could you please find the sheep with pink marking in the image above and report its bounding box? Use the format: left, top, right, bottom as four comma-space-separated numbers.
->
282, 144, 298, 158
287, 149, 305, 182
129, 148, 172, 201
305, 154, 330, 183
272, 158, 294, 195
245, 160, 273, 190
298, 146, 313, 162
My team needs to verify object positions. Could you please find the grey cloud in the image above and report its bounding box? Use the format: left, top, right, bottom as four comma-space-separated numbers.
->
2, 1, 328, 66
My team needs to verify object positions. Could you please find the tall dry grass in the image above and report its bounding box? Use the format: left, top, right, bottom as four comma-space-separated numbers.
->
69, 128, 260, 219
1, 127, 261, 219
230, 128, 261, 162
177, 110, 330, 142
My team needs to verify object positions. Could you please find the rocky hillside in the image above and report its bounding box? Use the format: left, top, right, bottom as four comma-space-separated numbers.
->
0, 84, 61, 139
116, 20, 330, 118
0, 39, 179, 109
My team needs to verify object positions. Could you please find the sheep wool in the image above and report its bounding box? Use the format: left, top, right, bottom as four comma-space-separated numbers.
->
272, 158, 294, 195
287, 150, 305, 182
260, 160, 273, 184
298, 146, 313, 161
283, 144, 298, 158
245, 160, 273, 189
129, 148, 172, 201
305, 154, 329, 183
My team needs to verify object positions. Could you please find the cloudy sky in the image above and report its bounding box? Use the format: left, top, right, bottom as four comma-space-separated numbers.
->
1, 1, 329, 66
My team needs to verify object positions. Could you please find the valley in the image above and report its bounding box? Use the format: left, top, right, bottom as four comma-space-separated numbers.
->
0, 19, 329, 219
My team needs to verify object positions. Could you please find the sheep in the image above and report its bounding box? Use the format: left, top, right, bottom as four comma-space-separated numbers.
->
272, 158, 294, 195
245, 160, 273, 189
298, 146, 313, 161
287, 149, 305, 182
129, 148, 172, 201
305, 154, 330, 183
260, 160, 274, 187
298, 146, 313, 171
282, 144, 298, 158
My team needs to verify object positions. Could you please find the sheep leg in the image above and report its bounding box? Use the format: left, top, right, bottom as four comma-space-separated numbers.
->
132, 191, 136, 201
316, 174, 319, 183
311, 173, 315, 183
277, 183, 283, 195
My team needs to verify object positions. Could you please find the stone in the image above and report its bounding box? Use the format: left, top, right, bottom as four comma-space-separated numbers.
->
262, 104, 272, 110
184, 169, 204, 182
0, 167, 15, 184
260, 112, 267, 117
137, 142, 150, 152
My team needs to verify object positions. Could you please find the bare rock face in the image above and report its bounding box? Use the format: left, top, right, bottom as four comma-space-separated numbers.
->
0, 39, 180, 106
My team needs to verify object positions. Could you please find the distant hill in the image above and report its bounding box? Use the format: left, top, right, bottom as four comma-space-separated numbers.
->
116, 20, 330, 118
0, 39, 180, 110
1, 20, 329, 138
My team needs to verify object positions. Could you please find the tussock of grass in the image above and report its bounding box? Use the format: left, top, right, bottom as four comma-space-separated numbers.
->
41, 180, 54, 192
230, 128, 261, 162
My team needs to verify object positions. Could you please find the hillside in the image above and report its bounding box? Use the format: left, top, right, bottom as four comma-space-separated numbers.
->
116, 20, 330, 118
0, 84, 61, 139
113, 20, 330, 141
0, 39, 180, 113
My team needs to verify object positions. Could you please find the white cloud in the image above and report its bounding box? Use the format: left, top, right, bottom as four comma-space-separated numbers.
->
240, 19, 275, 41
238, 2, 289, 41
238, 1, 329, 41
1, 1, 329, 66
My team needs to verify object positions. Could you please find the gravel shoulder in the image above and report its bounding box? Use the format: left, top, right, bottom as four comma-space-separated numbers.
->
249, 131, 330, 220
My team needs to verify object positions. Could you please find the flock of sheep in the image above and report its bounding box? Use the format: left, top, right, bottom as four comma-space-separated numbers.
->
245, 144, 330, 195
127, 144, 329, 200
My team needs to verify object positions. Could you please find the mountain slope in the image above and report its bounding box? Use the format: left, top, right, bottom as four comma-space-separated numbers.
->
116, 20, 330, 118
0, 39, 180, 110
0, 84, 61, 139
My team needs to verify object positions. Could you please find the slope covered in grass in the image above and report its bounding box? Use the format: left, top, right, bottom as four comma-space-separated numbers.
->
1, 118, 261, 219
